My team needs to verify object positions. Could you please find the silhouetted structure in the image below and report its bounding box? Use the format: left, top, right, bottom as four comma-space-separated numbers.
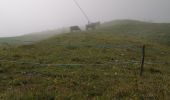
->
86, 22, 101, 30
70, 26, 81, 32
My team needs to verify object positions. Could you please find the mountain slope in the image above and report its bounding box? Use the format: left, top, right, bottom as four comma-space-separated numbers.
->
0, 20, 170, 46
0, 28, 68, 46
0, 20, 170, 99
100, 20, 170, 45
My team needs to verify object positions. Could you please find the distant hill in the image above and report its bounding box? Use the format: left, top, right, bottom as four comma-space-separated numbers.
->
101, 19, 150, 27
100, 20, 170, 45
0, 19, 170, 46
0, 28, 69, 46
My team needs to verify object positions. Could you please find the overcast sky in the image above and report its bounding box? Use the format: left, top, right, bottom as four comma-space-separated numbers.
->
0, 0, 170, 37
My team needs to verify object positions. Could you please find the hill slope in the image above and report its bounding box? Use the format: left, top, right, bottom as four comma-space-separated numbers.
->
0, 28, 68, 46
0, 20, 170, 99
101, 20, 170, 45
0, 20, 170, 46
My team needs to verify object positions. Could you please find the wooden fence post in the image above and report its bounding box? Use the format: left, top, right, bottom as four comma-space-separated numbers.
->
140, 45, 145, 76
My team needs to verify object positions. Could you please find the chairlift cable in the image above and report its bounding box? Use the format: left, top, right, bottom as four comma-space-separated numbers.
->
73, 0, 91, 24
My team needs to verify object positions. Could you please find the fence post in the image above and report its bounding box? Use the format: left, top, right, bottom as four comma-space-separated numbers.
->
140, 45, 145, 76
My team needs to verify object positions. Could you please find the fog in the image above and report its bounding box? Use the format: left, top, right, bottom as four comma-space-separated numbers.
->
0, 0, 170, 37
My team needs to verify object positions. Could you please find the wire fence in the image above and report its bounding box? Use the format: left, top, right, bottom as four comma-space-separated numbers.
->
0, 42, 169, 68
0, 58, 167, 67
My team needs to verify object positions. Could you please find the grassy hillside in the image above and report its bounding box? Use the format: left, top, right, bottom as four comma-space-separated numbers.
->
0, 28, 68, 46
0, 20, 170, 46
101, 20, 170, 45
0, 20, 170, 99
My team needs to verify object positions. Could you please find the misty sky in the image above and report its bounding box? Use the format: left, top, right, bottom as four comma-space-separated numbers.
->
0, 0, 170, 37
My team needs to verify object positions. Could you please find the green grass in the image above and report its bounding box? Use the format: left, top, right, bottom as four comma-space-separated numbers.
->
0, 20, 170, 100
